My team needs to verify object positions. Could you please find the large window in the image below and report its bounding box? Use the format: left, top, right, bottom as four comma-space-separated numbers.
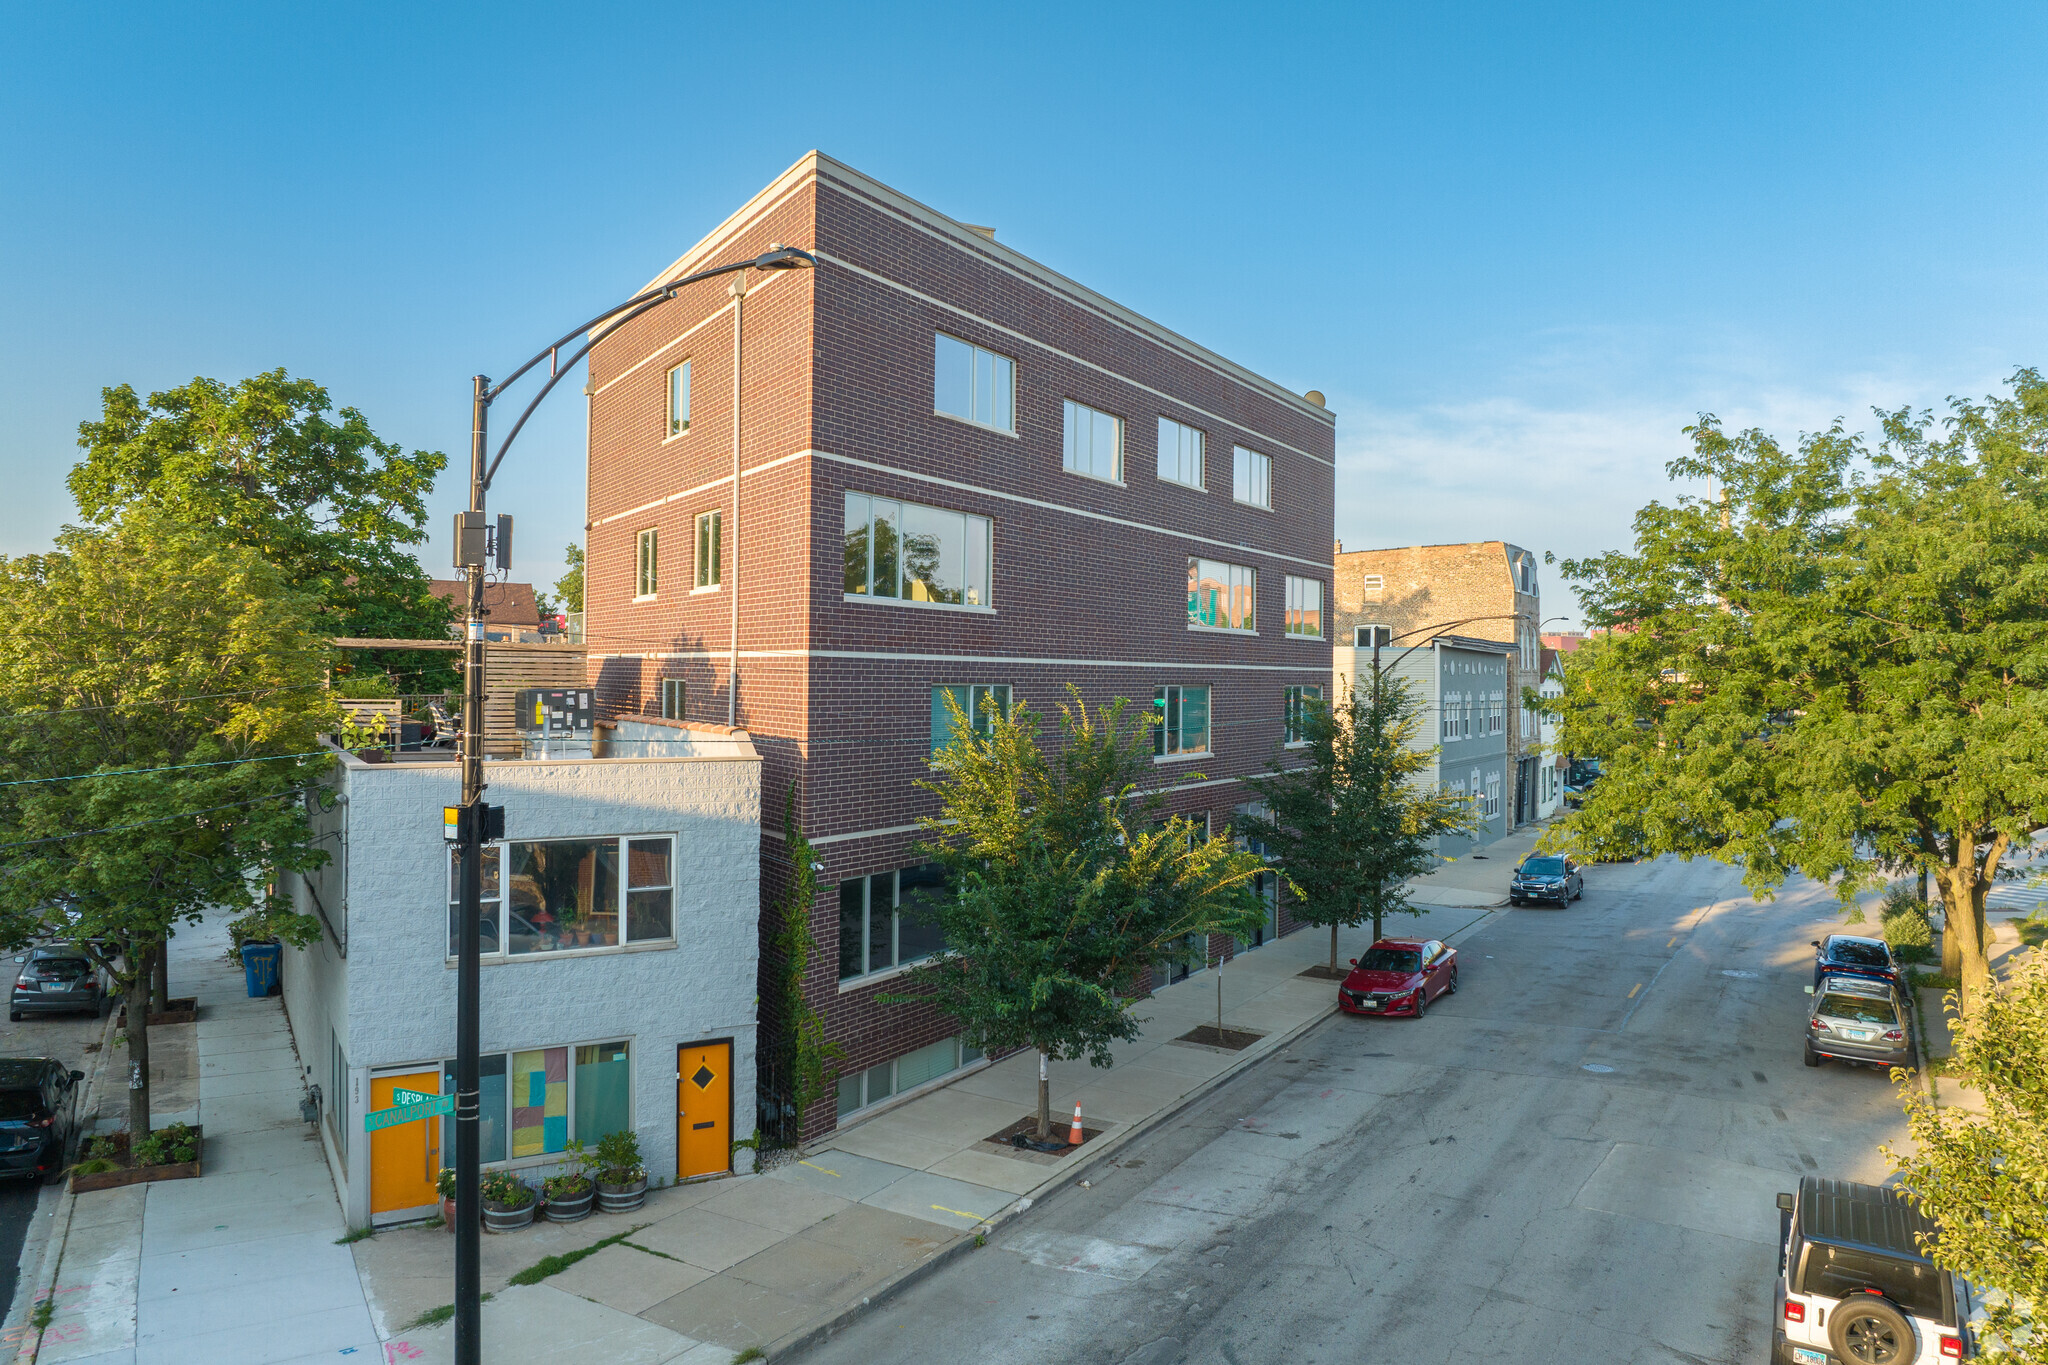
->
843, 493, 991, 608
1157, 417, 1204, 489
447, 836, 673, 958
838, 863, 950, 981
695, 511, 721, 589
837, 1036, 983, 1117
933, 333, 1015, 432
1063, 399, 1124, 483
1154, 684, 1211, 757
635, 528, 658, 599
1285, 576, 1323, 638
1188, 558, 1256, 631
1485, 771, 1501, 818
931, 684, 1011, 754
1284, 684, 1322, 746
659, 678, 686, 721
438, 1041, 630, 1166
1232, 446, 1272, 509
667, 361, 691, 437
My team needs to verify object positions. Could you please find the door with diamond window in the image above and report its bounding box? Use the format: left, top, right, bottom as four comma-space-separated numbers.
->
676, 1040, 731, 1180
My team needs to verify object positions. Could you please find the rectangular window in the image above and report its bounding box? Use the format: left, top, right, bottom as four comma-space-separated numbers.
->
837, 864, 951, 981
1285, 576, 1324, 638
448, 836, 672, 958
447, 844, 502, 956
1156, 417, 1204, 489
933, 333, 1014, 432
625, 837, 673, 941
1284, 685, 1323, 745
667, 361, 691, 437
1485, 773, 1501, 818
510, 1046, 570, 1157
1442, 694, 1458, 741
659, 678, 686, 721
1153, 684, 1212, 757
1188, 558, 1256, 631
573, 1042, 632, 1147
330, 1032, 348, 1160
635, 528, 658, 599
442, 1053, 508, 1163
842, 492, 991, 608
1063, 399, 1124, 483
1355, 624, 1392, 648
1232, 446, 1272, 509
836, 1036, 982, 1117
694, 511, 721, 589
930, 684, 1011, 754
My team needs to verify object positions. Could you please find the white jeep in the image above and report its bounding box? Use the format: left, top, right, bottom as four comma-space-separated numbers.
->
1774, 1176, 1975, 1363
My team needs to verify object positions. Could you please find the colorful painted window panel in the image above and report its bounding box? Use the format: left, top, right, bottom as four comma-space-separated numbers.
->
510, 1047, 569, 1157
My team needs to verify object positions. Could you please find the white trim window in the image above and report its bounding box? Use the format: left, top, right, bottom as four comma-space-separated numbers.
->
447, 835, 675, 959
843, 492, 992, 608
1284, 684, 1323, 746
839, 863, 951, 981
694, 510, 721, 589
1442, 693, 1460, 741
837, 1036, 983, 1118
1157, 417, 1204, 489
659, 678, 686, 721
435, 1039, 633, 1165
1284, 576, 1324, 638
1154, 684, 1211, 758
1063, 400, 1124, 483
933, 333, 1014, 432
931, 684, 1011, 754
667, 361, 691, 437
1356, 624, 1392, 649
635, 528, 658, 600
1485, 771, 1502, 818
1188, 558, 1256, 632
1232, 446, 1272, 509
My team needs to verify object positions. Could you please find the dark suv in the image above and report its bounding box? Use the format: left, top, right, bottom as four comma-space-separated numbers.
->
1811, 935, 1901, 990
0, 1059, 82, 1182
1774, 1176, 1975, 1362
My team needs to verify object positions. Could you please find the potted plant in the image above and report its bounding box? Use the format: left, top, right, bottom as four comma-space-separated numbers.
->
594, 1130, 647, 1213
437, 1167, 457, 1230
542, 1140, 594, 1222
479, 1169, 536, 1233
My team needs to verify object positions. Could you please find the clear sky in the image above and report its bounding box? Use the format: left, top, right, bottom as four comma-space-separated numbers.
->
5, 2, 2044, 624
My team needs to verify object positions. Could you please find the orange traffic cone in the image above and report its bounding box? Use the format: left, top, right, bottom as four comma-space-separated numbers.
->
1068, 1103, 1084, 1146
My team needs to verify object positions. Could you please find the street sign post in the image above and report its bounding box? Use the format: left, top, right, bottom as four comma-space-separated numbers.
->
364, 1094, 455, 1132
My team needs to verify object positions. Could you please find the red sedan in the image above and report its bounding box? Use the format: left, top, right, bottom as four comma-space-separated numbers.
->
1338, 938, 1458, 1018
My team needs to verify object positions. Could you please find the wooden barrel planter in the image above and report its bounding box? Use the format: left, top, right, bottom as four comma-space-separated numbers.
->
543, 1181, 594, 1223
482, 1198, 535, 1233
596, 1175, 647, 1213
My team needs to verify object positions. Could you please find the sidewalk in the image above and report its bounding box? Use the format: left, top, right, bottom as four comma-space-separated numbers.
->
1404, 819, 1549, 908
354, 892, 1508, 1363
21, 913, 377, 1365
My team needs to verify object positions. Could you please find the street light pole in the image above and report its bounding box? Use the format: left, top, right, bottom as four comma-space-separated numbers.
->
447, 245, 814, 1365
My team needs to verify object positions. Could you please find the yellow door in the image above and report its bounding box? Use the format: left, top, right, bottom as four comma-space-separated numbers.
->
676, 1041, 730, 1180
370, 1071, 442, 1216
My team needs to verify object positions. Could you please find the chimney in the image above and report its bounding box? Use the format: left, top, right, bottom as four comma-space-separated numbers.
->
1334, 539, 1344, 555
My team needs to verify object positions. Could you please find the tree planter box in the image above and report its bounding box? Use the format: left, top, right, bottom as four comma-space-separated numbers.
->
116, 997, 198, 1027
71, 1126, 202, 1193
596, 1176, 647, 1213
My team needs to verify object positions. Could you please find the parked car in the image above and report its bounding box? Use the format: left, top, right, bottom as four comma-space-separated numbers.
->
1508, 855, 1583, 906
10, 947, 108, 1021
0, 1058, 83, 1183
1338, 939, 1458, 1018
1773, 1175, 1975, 1362
1805, 974, 1912, 1071
1812, 934, 1902, 989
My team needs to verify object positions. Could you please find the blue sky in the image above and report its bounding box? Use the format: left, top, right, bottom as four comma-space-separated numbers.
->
5, 2, 2044, 624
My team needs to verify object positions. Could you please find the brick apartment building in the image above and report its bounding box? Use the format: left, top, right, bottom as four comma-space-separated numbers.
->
581, 152, 1335, 1138
1332, 541, 1546, 824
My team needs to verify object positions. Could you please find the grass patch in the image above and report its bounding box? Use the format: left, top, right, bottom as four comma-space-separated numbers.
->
621, 1239, 684, 1263
506, 1225, 647, 1287
733, 1349, 766, 1364
401, 1294, 494, 1332
334, 1225, 375, 1245
30, 1296, 54, 1332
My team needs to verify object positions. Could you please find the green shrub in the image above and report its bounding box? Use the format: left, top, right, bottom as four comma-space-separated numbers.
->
478, 1169, 533, 1210
1878, 883, 1935, 962
593, 1130, 644, 1184
133, 1122, 197, 1167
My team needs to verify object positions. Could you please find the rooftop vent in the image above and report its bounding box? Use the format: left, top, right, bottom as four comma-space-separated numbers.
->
1304, 390, 1327, 408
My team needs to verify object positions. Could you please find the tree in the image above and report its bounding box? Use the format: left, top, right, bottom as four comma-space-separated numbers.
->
1551, 371, 2048, 1015
1888, 955, 2048, 1362
69, 370, 454, 686
555, 543, 585, 615
1239, 676, 1474, 973
901, 689, 1269, 1138
0, 508, 333, 1135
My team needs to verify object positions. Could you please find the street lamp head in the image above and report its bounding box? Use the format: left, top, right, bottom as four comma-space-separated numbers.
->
753, 246, 816, 271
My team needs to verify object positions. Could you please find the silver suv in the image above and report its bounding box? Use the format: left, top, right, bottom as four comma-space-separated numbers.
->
1773, 1176, 1974, 1363
1804, 974, 1911, 1071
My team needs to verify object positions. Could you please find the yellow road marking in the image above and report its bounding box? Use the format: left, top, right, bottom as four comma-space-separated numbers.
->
1667, 937, 1678, 948
1627, 982, 1643, 999
930, 1204, 982, 1220
799, 1160, 840, 1177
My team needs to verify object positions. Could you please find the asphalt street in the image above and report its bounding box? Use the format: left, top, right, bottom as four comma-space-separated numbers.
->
799, 853, 1914, 1365
0, 971, 109, 1321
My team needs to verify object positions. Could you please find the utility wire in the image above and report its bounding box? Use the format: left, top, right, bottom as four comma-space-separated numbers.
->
0, 792, 301, 852
0, 661, 460, 725
0, 750, 332, 789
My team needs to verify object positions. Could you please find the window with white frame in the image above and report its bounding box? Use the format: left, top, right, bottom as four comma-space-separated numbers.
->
694, 510, 721, 589
635, 528, 658, 599
1442, 693, 1459, 741
1460, 695, 1473, 739
1356, 624, 1392, 648
1188, 558, 1256, 631
659, 678, 686, 721
1157, 417, 1204, 489
1284, 576, 1324, 638
838, 863, 950, 981
1154, 684, 1211, 757
1361, 573, 1385, 597
1063, 399, 1124, 482
843, 492, 992, 607
667, 361, 691, 437
1485, 771, 1502, 818
1489, 690, 1504, 735
837, 1036, 983, 1117
1232, 446, 1272, 508
930, 684, 1011, 754
435, 1040, 632, 1164
1284, 684, 1322, 745
933, 333, 1014, 432
447, 836, 674, 959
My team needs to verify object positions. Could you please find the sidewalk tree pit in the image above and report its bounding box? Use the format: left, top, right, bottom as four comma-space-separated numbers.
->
70, 1123, 202, 1193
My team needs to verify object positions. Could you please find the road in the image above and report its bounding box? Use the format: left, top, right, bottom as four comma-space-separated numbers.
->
0, 973, 110, 1321
800, 854, 1913, 1365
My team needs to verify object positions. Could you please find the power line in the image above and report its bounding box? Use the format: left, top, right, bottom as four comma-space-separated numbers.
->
0, 792, 302, 852
0, 662, 459, 725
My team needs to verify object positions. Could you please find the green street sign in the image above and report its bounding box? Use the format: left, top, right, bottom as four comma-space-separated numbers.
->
392, 1088, 435, 1107
364, 1095, 454, 1132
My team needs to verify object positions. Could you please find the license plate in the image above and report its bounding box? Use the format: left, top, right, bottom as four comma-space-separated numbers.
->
1361, 1000, 1381, 1011
1843, 1028, 1873, 1041
1791, 1347, 1827, 1365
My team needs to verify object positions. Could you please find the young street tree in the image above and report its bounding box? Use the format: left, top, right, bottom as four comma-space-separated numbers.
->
901, 689, 1269, 1139
1240, 677, 1474, 973
1550, 370, 2048, 1015
0, 509, 333, 1134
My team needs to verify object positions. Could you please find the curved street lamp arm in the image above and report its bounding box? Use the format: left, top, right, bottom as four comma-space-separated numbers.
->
483, 289, 672, 490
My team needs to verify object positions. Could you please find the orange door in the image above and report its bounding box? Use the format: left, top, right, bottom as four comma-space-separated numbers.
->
369, 1070, 442, 1216
676, 1041, 731, 1180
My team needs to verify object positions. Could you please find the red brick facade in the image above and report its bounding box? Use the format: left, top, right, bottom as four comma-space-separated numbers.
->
584, 154, 1335, 1137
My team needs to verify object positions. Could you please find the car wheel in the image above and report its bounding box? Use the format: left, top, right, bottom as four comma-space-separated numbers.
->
7, 1011, 18, 1023
1447, 967, 1459, 995
1828, 1293, 1913, 1364
1804, 1042, 1821, 1068
1412, 986, 1426, 1019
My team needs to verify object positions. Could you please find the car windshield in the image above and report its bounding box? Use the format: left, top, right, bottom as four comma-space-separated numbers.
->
1521, 858, 1567, 876
1359, 948, 1421, 973
1800, 1243, 1949, 1323
1819, 994, 1897, 1026
1831, 941, 1891, 967
0, 1090, 42, 1121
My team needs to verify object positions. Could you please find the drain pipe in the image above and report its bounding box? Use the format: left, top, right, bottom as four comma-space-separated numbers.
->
727, 274, 744, 727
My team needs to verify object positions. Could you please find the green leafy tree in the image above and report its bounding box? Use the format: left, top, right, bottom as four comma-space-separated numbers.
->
902, 689, 1269, 1138
0, 508, 334, 1134
69, 370, 454, 687
1888, 954, 2048, 1362
1240, 677, 1475, 972
1549, 370, 2048, 1015
556, 543, 585, 615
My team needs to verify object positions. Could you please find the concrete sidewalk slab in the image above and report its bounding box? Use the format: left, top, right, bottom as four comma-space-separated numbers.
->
764, 1149, 913, 1203
628, 1208, 787, 1274
548, 1243, 712, 1316
382, 1284, 701, 1365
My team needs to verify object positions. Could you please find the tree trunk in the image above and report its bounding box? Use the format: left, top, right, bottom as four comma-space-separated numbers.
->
151, 941, 169, 1014
1035, 1050, 1051, 1140
125, 946, 154, 1137
1940, 882, 1963, 979
1329, 924, 1338, 973
1939, 866, 1991, 1015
